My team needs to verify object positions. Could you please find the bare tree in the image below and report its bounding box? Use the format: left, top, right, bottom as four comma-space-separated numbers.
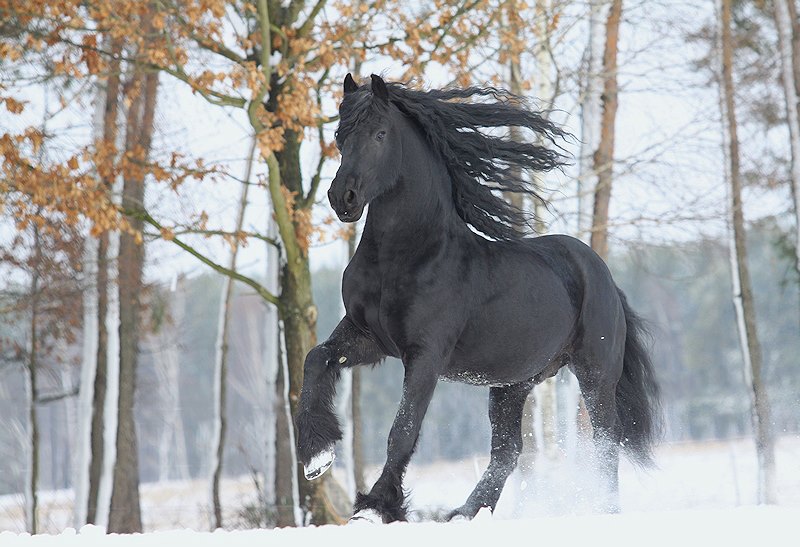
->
210, 137, 256, 529
719, 0, 777, 505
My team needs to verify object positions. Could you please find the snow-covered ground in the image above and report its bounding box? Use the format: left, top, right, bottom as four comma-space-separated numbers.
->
1, 507, 798, 547
2, 436, 799, 543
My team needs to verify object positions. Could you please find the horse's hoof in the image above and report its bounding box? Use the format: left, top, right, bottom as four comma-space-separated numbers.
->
303, 447, 335, 480
349, 509, 383, 524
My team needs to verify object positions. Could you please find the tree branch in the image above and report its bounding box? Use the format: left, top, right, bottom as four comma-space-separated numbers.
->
297, 0, 328, 38
265, 151, 302, 268
125, 207, 281, 308
303, 69, 331, 208
158, 228, 281, 248
36, 387, 79, 405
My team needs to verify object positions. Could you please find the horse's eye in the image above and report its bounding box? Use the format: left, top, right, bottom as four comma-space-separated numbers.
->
375, 130, 386, 142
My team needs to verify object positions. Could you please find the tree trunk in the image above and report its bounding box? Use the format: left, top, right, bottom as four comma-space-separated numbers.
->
281, 260, 345, 524
271, 134, 303, 528
334, 227, 359, 500
75, 234, 98, 528
582, 0, 623, 442
590, 0, 622, 260
95, 211, 120, 529
787, 0, 800, 103
25, 225, 42, 534
86, 37, 123, 526
507, 35, 536, 486
579, 0, 611, 240
348, 227, 367, 495
108, 64, 158, 533
351, 367, 366, 494
269, 124, 346, 525
274, 335, 298, 527
210, 138, 255, 529
262, 218, 281, 514
775, 0, 800, 283
719, 0, 777, 505
88, 231, 108, 526
154, 278, 189, 483
533, 0, 560, 464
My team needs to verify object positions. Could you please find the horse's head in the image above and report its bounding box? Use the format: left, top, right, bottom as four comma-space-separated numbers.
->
329, 74, 403, 222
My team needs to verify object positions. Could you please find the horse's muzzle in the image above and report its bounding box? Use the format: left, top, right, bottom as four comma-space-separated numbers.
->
328, 178, 364, 222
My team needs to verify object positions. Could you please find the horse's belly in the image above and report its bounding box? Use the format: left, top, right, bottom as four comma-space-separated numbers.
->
443, 304, 573, 386
444, 344, 558, 386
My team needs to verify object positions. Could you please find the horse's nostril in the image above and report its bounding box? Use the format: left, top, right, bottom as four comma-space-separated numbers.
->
344, 189, 356, 206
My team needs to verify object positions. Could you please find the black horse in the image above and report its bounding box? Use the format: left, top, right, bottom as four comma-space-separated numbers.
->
296, 74, 661, 523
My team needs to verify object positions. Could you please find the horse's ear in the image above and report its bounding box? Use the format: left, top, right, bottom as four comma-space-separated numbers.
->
370, 74, 389, 103
344, 73, 358, 94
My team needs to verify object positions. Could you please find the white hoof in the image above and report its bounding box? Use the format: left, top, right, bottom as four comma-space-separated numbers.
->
349, 509, 383, 524
304, 447, 335, 480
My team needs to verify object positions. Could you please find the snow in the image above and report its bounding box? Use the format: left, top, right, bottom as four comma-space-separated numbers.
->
2, 436, 799, 542
1, 506, 797, 547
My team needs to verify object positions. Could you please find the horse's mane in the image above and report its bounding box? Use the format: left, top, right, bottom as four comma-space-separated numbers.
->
336, 80, 570, 241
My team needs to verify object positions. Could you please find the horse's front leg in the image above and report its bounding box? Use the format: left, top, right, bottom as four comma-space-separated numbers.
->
352, 356, 440, 523
297, 316, 384, 480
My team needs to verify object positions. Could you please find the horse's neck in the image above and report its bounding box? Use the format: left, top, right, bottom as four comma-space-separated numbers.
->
362, 133, 461, 253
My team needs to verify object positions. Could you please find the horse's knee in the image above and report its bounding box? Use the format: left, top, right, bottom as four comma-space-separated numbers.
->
304, 345, 332, 378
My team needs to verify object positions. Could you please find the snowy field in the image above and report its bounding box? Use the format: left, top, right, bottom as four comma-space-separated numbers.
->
1, 507, 798, 547
2, 435, 799, 544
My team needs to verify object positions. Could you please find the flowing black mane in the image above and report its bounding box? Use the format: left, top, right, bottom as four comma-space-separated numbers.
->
336, 80, 570, 241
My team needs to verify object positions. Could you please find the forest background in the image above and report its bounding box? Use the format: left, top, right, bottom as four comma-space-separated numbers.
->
1, 0, 798, 534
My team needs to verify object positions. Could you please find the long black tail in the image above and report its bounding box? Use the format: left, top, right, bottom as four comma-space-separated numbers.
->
615, 288, 662, 467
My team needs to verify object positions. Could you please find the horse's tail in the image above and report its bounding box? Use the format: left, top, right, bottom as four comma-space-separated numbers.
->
615, 288, 662, 467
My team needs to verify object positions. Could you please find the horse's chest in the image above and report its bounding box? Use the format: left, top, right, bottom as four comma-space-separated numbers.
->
341, 260, 421, 357
342, 261, 391, 353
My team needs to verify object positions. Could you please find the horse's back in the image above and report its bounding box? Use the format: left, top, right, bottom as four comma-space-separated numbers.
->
445, 233, 625, 384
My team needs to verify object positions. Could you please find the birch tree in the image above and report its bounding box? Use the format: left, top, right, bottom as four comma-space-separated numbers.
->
74, 234, 99, 528
579, 0, 611, 240
152, 278, 189, 483
24, 224, 42, 535
210, 137, 256, 529
88, 38, 124, 528
774, 0, 800, 282
719, 0, 777, 505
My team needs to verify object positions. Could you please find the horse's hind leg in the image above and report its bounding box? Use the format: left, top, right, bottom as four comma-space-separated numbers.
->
296, 316, 384, 480
572, 358, 623, 513
447, 380, 534, 521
